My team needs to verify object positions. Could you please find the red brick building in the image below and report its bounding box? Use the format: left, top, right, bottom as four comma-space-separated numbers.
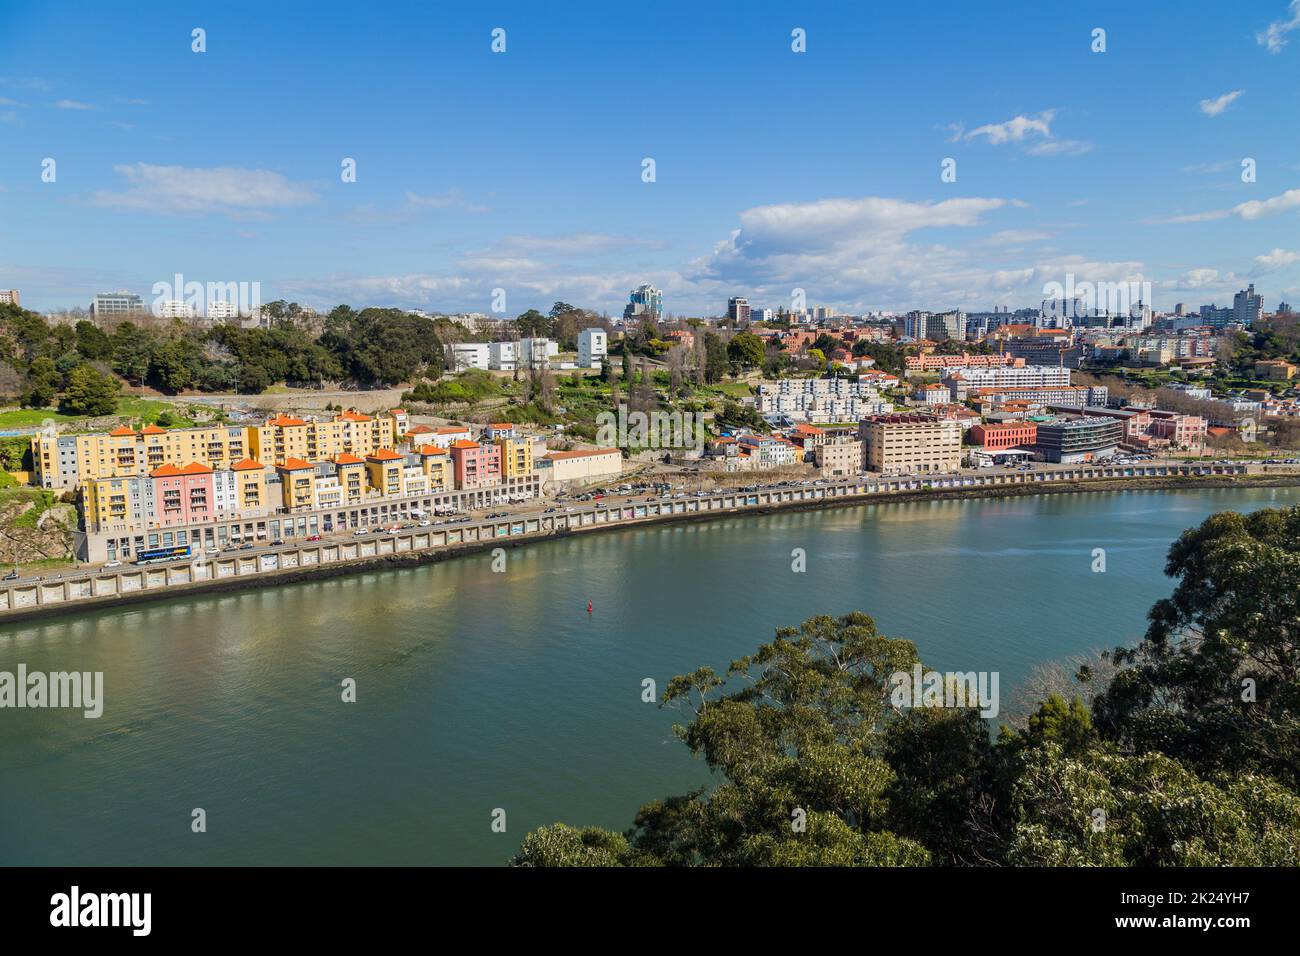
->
969, 422, 1037, 450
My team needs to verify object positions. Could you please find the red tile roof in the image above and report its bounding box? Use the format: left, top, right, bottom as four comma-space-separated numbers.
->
149, 463, 182, 477
179, 462, 213, 475
277, 457, 313, 470
109, 426, 136, 437
267, 415, 307, 427
140, 424, 167, 435
367, 448, 403, 461
333, 453, 365, 465
415, 444, 448, 455
231, 458, 265, 471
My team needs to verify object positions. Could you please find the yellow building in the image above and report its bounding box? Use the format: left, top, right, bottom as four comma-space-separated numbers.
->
364, 449, 404, 498
32, 423, 250, 489
333, 455, 368, 503
496, 435, 534, 480
81, 474, 152, 534
413, 445, 454, 492
274, 458, 316, 510
230, 458, 270, 513
248, 410, 400, 465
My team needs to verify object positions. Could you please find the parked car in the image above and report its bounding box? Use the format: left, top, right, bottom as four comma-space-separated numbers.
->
306, 534, 322, 541
104, 560, 122, 569
271, 539, 285, 547
3, 570, 19, 580
353, 528, 370, 536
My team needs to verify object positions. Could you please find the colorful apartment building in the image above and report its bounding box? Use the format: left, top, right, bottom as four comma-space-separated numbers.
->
81, 475, 155, 536
905, 352, 1021, 372
495, 435, 534, 479
248, 409, 405, 465
413, 445, 454, 492
32, 423, 250, 489
150, 462, 217, 528
275, 458, 317, 510
449, 440, 502, 489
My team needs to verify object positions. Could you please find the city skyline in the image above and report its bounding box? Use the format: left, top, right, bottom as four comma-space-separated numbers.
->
3, 1, 1300, 316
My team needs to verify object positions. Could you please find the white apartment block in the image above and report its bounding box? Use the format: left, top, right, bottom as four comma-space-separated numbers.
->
154, 299, 194, 319
448, 343, 490, 371
754, 379, 891, 423
578, 328, 607, 368
489, 341, 517, 371
943, 365, 1071, 389
518, 338, 559, 368
206, 301, 239, 321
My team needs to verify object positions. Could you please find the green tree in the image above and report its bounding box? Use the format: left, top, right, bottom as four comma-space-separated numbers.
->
514, 309, 551, 338
727, 331, 765, 372
1094, 506, 1300, 786
59, 364, 121, 416
702, 332, 729, 384
21, 356, 60, 408
74, 321, 113, 361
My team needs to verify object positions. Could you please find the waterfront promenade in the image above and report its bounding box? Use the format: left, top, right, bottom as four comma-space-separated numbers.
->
0, 458, 1292, 621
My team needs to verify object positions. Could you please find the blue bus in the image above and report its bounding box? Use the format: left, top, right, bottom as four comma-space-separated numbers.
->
134, 544, 192, 565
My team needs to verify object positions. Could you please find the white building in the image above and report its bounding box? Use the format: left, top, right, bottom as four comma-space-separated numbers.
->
154, 299, 194, 319
577, 328, 607, 368
519, 338, 559, 369
942, 365, 1071, 390
206, 301, 239, 321
489, 341, 517, 371
448, 343, 490, 371
754, 379, 890, 423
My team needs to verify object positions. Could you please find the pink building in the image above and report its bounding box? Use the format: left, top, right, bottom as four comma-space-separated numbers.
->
449, 440, 502, 489
150, 462, 216, 527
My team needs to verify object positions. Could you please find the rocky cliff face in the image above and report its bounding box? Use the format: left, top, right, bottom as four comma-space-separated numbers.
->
0, 489, 77, 568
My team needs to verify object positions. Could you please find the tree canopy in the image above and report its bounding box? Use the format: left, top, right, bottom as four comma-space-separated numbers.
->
514, 506, 1300, 866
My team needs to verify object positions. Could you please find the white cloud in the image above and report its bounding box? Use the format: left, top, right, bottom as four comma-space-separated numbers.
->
1199, 90, 1244, 117
1258, 0, 1300, 53
1144, 187, 1300, 224
90, 163, 319, 217
963, 110, 1055, 145
955, 109, 1092, 157
1254, 248, 1300, 272
405, 189, 489, 214
53, 99, 95, 111
1234, 188, 1300, 219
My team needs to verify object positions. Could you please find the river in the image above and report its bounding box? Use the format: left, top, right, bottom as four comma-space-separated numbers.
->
1, 486, 1294, 865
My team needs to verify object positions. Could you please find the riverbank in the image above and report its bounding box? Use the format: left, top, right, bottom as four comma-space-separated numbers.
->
3, 468, 1298, 625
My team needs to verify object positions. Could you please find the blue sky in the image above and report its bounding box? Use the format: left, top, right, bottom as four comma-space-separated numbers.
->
2, 0, 1299, 316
